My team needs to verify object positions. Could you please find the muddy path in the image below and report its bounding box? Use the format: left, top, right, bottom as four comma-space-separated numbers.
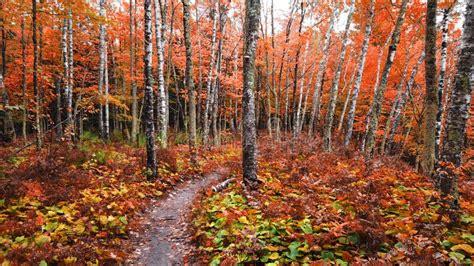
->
128, 169, 227, 265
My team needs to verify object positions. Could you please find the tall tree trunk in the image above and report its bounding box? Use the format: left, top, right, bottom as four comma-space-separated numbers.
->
154, 0, 167, 147
308, 6, 338, 136
61, 18, 69, 135
290, 2, 306, 132
68, 10, 74, 137
32, 0, 42, 150
294, 40, 309, 138
212, 3, 228, 146
436, 0, 473, 209
435, 7, 451, 161
242, 0, 260, 189
271, 0, 279, 139
203, 4, 218, 146
440, 0, 473, 167
323, 0, 355, 151
364, 0, 409, 159
21, 16, 28, 141
380, 40, 415, 154
130, 0, 138, 143
344, 0, 381, 146
182, 0, 197, 162
421, 0, 438, 175
337, 66, 357, 132
104, 43, 110, 140
144, 0, 157, 180
99, 0, 106, 139
360, 30, 392, 151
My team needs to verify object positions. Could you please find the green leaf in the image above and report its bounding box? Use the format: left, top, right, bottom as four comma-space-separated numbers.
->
119, 216, 128, 225
286, 241, 301, 260
214, 217, 226, 228
321, 250, 335, 260
348, 232, 360, 244
300, 223, 312, 234
448, 251, 465, 261
39, 260, 48, 266
210, 255, 221, 266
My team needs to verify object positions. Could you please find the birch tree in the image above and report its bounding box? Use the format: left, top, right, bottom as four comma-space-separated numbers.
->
130, 0, 138, 143
21, 15, 28, 141
364, 0, 409, 158
440, 0, 473, 167
33, 0, 42, 150
98, 0, 106, 139
154, 0, 167, 147
144, 0, 157, 180
308, 6, 338, 136
242, 0, 260, 189
437, 0, 473, 209
323, 0, 355, 151
435, 7, 452, 160
203, 3, 218, 146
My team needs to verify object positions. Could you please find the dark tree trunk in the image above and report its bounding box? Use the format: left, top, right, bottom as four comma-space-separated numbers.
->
421, 0, 438, 175
242, 0, 261, 189
144, 0, 157, 180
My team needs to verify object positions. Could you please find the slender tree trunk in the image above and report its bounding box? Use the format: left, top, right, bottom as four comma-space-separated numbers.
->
290, 2, 306, 132
323, 0, 355, 151
381, 40, 414, 154
242, 0, 260, 189
130, 0, 138, 143
21, 16, 28, 141
195, 0, 204, 131
68, 10, 74, 139
435, 7, 451, 161
364, 0, 409, 159
99, 0, 106, 139
62, 18, 71, 132
294, 40, 309, 138
309, 7, 338, 136
337, 67, 357, 132
144, 0, 157, 179
203, 4, 218, 146
212, 3, 228, 146
104, 43, 110, 140
421, 0, 439, 175
32, 0, 42, 150
360, 29, 393, 151
154, 0, 168, 147
271, 0, 279, 139
182, 0, 197, 162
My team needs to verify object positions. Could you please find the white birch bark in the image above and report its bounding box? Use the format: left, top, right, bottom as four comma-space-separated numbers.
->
308, 6, 339, 136
322, 0, 355, 151
154, 0, 167, 147
344, 0, 375, 146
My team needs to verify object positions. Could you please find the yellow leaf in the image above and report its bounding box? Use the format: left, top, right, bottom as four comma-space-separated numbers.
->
268, 252, 279, 260
451, 244, 474, 254
238, 216, 250, 224
99, 215, 108, 225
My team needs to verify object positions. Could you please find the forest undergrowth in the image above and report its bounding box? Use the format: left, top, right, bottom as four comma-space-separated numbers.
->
192, 136, 473, 265
0, 134, 238, 265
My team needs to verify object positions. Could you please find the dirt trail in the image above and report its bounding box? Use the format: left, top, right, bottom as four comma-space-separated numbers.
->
128, 170, 226, 265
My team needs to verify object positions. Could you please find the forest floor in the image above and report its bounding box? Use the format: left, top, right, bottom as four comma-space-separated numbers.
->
0, 134, 473, 265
